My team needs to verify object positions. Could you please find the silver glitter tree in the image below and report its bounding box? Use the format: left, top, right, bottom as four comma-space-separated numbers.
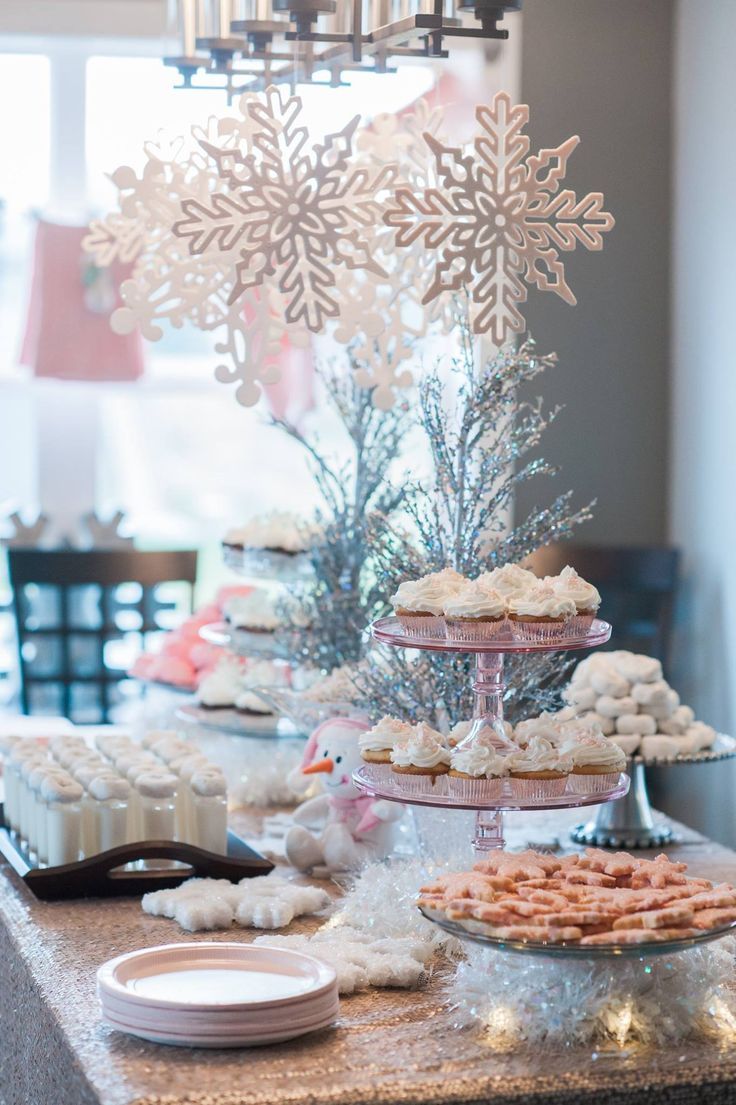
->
271, 365, 410, 671
355, 296, 594, 727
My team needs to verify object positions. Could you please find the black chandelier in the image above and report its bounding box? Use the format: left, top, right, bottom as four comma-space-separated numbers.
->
164, 0, 521, 94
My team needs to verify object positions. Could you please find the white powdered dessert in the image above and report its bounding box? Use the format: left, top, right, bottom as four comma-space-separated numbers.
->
197, 659, 245, 709
391, 569, 465, 639
302, 664, 360, 704
136, 772, 178, 845
508, 583, 576, 642
223, 590, 281, 632
444, 582, 507, 643
42, 774, 84, 867
447, 741, 510, 801
547, 565, 601, 630
560, 733, 626, 793
190, 769, 228, 855
507, 736, 572, 800
88, 774, 131, 853
390, 723, 451, 795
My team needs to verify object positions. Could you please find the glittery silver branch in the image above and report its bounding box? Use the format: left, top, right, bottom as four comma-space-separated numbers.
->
270, 364, 410, 671
355, 294, 593, 727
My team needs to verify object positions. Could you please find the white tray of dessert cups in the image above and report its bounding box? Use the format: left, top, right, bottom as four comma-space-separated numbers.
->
175, 703, 301, 740
97, 942, 339, 1048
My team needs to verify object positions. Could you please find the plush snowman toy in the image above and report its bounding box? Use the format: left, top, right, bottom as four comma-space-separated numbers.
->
285, 717, 404, 874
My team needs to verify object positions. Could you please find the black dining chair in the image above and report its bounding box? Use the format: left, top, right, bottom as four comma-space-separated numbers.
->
7, 548, 198, 723
527, 544, 681, 676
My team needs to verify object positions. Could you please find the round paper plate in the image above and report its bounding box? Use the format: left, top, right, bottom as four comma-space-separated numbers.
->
97, 943, 337, 1012
101, 1008, 337, 1048
99, 987, 339, 1031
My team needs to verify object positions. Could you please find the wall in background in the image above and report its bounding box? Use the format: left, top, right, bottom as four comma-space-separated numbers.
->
653, 0, 736, 847
516, 0, 672, 546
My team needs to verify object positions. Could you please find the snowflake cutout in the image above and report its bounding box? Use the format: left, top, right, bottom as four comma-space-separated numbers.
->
383, 91, 615, 345
172, 85, 398, 333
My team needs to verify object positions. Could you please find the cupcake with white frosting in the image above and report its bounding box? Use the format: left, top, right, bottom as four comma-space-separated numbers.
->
223, 511, 316, 555
223, 589, 281, 634
390, 723, 451, 794
444, 581, 507, 643
561, 733, 626, 793
447, 741, 509, 801
477, 564, 538, 597
360, 716, 414, 780
196, 657, 246, 709
508, 582, 576, 642
507, 736, 572, 799
547, 565, 601, 633
390, 569, 465, 639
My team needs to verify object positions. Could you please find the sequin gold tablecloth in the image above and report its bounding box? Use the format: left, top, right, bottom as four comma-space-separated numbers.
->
2, 810, 736, 1105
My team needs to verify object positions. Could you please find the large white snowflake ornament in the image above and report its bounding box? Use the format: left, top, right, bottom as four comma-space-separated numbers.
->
173, 85, 398, 334
383, 91, 615, 345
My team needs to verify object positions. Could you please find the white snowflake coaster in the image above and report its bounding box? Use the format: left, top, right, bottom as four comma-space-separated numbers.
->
254, 926, 431, 995
384, 90, 615, 345
142, 874, 331, 933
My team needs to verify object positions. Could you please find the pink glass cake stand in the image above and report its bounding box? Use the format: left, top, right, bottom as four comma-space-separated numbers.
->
352, 616, 629, 854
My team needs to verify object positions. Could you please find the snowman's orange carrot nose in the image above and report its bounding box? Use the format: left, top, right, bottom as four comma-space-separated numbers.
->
303, 758, 334, 775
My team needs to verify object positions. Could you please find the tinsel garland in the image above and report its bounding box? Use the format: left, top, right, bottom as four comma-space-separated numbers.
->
449, 938, 736, 1050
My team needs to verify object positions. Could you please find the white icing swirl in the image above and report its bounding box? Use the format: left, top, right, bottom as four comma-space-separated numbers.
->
477, 565, 538, 597
360, 716, 414, 752
444, 583, 506, 619
509, 583, 576, 618
560, 735, 625, 770
303, 664, 360, 704
391, 570, 464, 616
508, 736, 572, 774
390, 724, 450, 769
548, 565, 601, 612
224, 511, 318, 553
450, 743, 510, 778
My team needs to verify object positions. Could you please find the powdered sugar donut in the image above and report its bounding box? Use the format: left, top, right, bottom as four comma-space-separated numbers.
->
685, 722, 717, 751
658, 705, 695, 736
639, 735, 682, 760
631, 680, 671, 708
570, 653, 615, 686
582, 711, 615, 735
563, 685, 597, 711
590, 670, 630, 698
609, 733, 641, 756
638, 688, 680, 720
616, 713, 657, 736
612, 654, 663, 684
596, 695, 638, 719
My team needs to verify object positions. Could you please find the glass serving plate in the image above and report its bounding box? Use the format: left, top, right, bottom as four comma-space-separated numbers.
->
419, 905, 736, 959
255, 687, 370, 737
175, 703, 301, 741
221, 544, 314, 584
199, 622, 298, 661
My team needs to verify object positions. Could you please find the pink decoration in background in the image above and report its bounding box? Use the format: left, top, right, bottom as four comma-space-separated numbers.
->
20, 220, 144, 382
263, 338, 315, 425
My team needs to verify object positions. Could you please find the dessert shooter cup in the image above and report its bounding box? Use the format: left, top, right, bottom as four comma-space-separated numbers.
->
190, 771, 228, 855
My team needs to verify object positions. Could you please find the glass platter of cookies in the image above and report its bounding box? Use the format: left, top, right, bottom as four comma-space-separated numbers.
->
417, 848, 736, 958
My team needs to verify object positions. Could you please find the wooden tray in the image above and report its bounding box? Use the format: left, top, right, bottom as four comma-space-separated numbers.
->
0, 805, 273, 901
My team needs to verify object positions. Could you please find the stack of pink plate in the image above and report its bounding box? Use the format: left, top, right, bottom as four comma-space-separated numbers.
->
97, 942, 339, 1048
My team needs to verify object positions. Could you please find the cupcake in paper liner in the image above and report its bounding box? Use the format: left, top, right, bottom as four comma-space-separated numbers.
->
507, 735, 572, 800
446, 740, 510, 802
359, 716, 414, 782
561, 731, 626, 794
390, 723, 450, 796
507, 583, 576, 642
390, 569, 465, 639
443, 582, 507, 643
545, 565, 601, 635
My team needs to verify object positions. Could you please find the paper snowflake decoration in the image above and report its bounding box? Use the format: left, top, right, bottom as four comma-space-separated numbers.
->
383, 91, 615, 345
173, 85, 397, 334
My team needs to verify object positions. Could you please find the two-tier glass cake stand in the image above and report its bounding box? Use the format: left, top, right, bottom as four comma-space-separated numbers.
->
353, 615, 629, 854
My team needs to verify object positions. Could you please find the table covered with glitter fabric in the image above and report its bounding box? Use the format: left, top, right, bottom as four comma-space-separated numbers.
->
2, 809, 736, 1105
